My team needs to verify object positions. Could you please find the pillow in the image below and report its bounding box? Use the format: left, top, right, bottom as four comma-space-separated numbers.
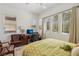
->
71, 47, 79, 56
60, 44, 72, 51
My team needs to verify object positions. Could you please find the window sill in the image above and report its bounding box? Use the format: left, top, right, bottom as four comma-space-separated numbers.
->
61, 33, 69, 35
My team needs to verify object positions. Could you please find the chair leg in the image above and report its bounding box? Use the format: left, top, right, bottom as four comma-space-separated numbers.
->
13, 51, 15, 56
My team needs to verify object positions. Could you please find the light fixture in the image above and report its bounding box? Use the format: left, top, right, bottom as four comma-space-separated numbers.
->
39, 3, 47, 9
25, 3, 47, 9
43, 5, 47, 9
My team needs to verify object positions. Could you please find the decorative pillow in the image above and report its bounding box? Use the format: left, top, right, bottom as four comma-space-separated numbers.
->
71, 47, 79, 56
60, 44, 72, 51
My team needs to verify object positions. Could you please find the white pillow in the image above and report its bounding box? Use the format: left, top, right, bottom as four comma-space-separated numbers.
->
71, 47, 79, 56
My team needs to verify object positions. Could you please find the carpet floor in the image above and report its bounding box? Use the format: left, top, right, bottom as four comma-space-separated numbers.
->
5, 45, 25, 56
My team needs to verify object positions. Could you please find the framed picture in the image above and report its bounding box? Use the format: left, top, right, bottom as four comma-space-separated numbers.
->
4, 16, 16, 33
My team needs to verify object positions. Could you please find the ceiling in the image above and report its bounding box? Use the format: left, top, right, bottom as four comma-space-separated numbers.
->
0, 3, 61, 15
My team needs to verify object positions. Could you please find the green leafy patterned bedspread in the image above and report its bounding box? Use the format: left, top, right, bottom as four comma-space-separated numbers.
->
22, 38, 75, 56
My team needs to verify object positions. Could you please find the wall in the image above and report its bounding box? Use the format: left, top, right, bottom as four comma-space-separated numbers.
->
0, 4, 38, 42
39, 3, 79, 42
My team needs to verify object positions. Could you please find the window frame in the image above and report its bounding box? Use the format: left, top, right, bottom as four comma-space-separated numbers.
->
62, 10, 72, 34
52, 14, 59, 32
42, 8, 72, 35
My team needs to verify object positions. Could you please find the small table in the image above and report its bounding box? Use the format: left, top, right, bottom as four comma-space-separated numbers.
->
28, 35, 42, 43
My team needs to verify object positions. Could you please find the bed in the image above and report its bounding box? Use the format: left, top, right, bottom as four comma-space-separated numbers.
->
22, 38, 75, 56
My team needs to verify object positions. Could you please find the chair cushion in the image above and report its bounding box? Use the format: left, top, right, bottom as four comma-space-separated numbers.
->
2, 43, 9, 47
8, 45, 14, 51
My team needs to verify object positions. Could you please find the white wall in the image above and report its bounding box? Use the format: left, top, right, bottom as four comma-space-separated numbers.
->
39, 3, 79, 42
0, 4, 38, 42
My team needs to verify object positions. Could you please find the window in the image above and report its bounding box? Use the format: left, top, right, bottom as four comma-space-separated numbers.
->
62, 11, 71, 33
4, 16, 16, 33
47, 21, 50, 30
42, 9, 72, 34
52, 15, 58, 32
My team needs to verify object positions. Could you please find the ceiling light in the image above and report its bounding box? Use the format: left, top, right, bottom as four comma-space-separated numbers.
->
39, 3, 47, 9
43, 6, 47, 9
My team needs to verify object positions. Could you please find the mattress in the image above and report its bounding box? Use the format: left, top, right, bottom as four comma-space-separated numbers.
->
22, 38, 75, 56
